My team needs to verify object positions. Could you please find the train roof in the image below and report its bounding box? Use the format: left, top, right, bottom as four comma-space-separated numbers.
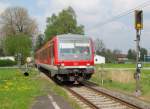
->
35, 34, 91, 53
57, 34, 91, 40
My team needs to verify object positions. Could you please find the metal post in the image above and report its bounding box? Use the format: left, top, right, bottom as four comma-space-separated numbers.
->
98, 67, 100, 85
101, 64, 104, 86
135, 29, 141, 96
17, 53, 22, 68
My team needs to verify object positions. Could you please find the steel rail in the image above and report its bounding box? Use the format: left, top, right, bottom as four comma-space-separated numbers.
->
82, 81, 142, 109
39, 70, 146, 109
65, 86, 100, 109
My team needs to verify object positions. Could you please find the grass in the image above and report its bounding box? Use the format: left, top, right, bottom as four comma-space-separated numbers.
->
98, 63, 150, 68
0, 68, 81, 109
91, 66, 150, 103
0, 68, 52, 109
46, 80, 81, 109
140, 70, 150, 100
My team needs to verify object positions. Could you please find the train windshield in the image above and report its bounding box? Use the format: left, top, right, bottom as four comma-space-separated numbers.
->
58, 40, 92, 60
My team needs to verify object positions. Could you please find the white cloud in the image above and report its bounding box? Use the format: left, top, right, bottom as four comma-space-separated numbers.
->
89, 21, 136, 52
0, 0, 149, 52
0, 2, 9, 30
37, 0, 48, 7
36, 0, 150, 52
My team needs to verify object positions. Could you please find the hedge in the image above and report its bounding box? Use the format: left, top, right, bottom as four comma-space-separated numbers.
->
0, 59, 17, 67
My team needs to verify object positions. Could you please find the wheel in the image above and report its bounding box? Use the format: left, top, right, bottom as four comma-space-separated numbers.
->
68, 81, 75, 84
48, 71, 51, 77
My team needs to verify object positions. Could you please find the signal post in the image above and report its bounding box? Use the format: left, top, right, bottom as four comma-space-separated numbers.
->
134, 10, 143, 96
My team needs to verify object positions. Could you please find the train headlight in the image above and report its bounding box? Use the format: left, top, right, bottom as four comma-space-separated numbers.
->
61, 63, 65, 66
87, 63, 90, 66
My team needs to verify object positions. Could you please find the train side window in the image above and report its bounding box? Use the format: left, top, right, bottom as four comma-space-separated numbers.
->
50, 46, 53, 64
48, 47, 50, 58
43, 49, 46, 59
50, 42, 54, 64
44, 49, 46, 59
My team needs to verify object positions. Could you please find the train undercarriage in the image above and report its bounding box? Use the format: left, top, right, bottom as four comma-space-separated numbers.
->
37, 64, 94, 83
54, 72, 92, 82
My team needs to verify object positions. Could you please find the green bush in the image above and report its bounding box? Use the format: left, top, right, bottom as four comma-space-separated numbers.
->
0, 59, 17, 67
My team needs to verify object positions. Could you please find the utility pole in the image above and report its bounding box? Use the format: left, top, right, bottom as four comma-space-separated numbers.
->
135, 29, 141, 96
134, 10, 143, 96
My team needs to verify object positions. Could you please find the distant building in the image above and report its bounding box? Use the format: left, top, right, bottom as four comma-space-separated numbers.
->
144, 55, 150, 62
116, 54, 128, 63
94, 55, 105, 64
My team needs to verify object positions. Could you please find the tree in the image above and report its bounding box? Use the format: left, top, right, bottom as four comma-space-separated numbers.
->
113, 49, 122, 61
45, 6, 84, 41
0, 35, 5, 56
97, 48, 116, 63
4, 33, 31, 62
127, 48, 147, 62
35, 34, 44, 50
94, 39, 117, 63
0, 48, 4, 56
113, 49, 122, 55
0, 7, 37, 36
127, 49, 136, 61
94, 38, 105, 54
103, 49, 116, 63
140, 48, 147, 61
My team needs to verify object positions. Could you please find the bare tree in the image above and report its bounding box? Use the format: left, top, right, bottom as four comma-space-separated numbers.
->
0, 7, 38, 36
94, 38, 105, 54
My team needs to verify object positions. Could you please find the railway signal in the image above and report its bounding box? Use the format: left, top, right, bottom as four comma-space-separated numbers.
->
135, 10, 143, 30
134, 10, 143, 96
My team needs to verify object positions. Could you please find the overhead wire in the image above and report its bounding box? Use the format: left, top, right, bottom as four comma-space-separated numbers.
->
92, 0, 150, 29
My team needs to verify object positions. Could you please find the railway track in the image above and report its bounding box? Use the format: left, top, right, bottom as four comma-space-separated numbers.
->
40, 70, 150, 109
65, 82, 144, 109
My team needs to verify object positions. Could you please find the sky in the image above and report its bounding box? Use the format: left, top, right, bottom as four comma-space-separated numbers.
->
0, 0, 150, 53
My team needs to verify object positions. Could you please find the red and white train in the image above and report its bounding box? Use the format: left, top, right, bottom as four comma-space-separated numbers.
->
35, 34, 94, 82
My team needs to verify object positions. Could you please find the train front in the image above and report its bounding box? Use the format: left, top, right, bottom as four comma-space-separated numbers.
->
56, 34, 94, 82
